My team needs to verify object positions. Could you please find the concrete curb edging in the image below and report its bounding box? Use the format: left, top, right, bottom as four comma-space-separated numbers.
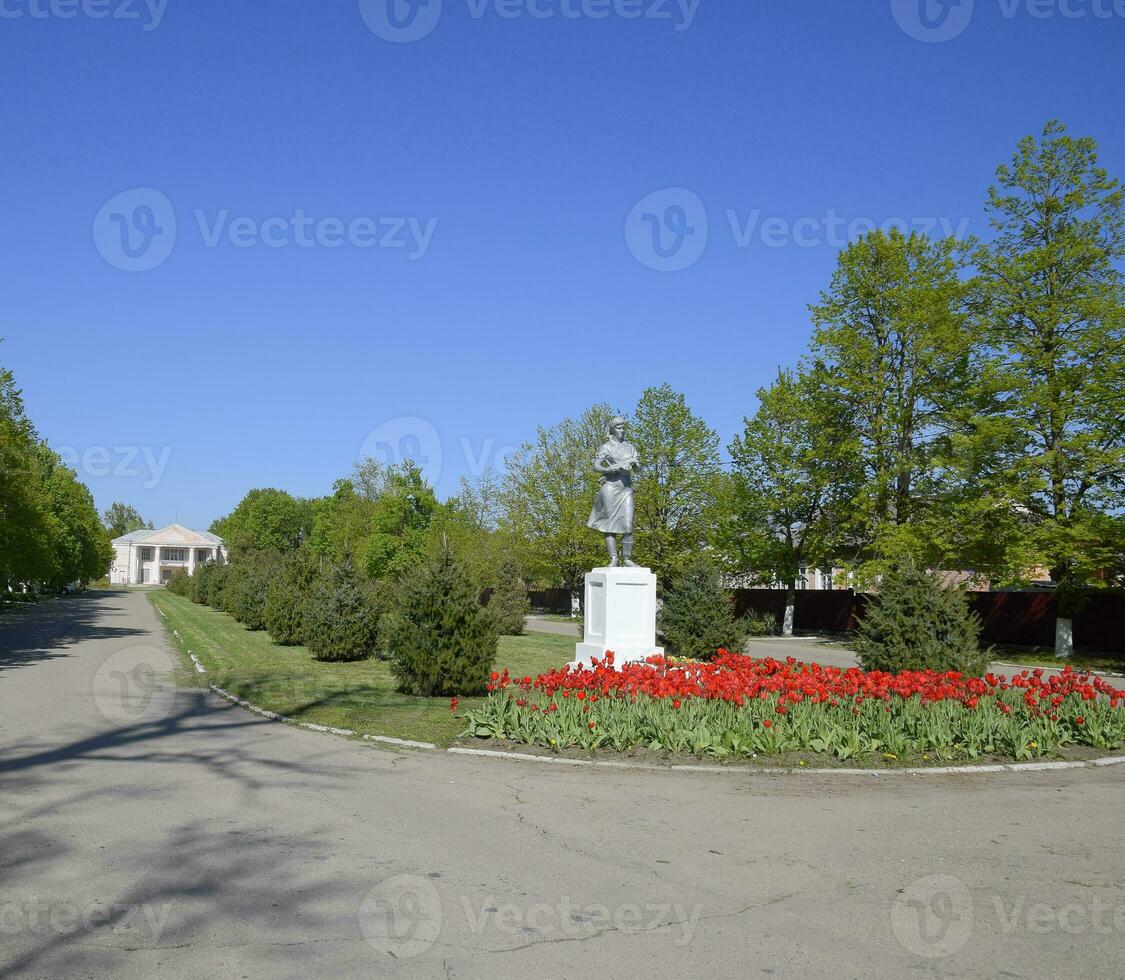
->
448, 746, 1125, 777
206, 683, 440, 750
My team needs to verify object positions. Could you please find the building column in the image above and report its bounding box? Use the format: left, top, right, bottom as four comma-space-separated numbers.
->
188, 548, 197, 577
131, 546, 141, 585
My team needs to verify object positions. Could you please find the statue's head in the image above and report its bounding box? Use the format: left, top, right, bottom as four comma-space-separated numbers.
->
608, 417, 627, 441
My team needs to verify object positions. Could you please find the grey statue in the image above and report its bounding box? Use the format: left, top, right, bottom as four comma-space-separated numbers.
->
587, 416, 640, 567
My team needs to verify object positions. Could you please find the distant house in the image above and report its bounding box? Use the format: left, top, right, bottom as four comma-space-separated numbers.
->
109, 524, 227, 586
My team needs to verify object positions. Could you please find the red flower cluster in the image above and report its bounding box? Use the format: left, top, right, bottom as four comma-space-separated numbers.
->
487, 652, 1124, 715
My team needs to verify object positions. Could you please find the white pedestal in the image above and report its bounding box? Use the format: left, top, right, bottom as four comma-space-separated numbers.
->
572, 566, 663, 669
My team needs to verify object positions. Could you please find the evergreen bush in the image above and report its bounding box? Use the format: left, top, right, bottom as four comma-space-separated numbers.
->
854, 565, 990, 676
165, 568, 191, 597
659, 558, 745, 660
488, 560, 530, 636
191, 561, 217, 604
385, 544, 498, 696
226, 551, 280, 631
263, 549, 319, 646
300, 554, 379, 662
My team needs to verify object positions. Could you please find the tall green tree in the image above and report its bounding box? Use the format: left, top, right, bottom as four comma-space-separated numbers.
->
973, 121, 1125, 655
363, 461, 439, 579
0, 355, 111, 590
426, 472, 511, 591
307, 478, 378, 563
0, 361, 51, 588
102, 502, 150, 539
724, 368, 860, 633
809, 228, 977, 580
34, 445, 114, 589
631, 383, 723, 581
500, 404, 615, 595
210, 488, 310, 557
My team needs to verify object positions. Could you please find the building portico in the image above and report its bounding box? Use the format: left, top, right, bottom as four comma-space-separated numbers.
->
110, 524, 227, 586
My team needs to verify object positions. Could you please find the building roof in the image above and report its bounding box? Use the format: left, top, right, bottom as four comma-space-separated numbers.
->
112, 523, 224, 547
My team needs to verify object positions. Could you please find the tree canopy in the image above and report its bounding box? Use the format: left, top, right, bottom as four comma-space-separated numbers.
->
0, 354, 112, 591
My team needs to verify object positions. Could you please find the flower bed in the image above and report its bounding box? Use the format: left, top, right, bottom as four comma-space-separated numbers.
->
462, 652, 1125, 762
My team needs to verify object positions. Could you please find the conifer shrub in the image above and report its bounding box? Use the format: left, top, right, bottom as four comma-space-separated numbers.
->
300, 554, 380, 662
226, 551, 281, 631
191, 561, 222, 606
165, 568, 191, 597
263, 549, 319, 646
488, 559, 530, 636
385, 544, 498, 696
659, 558, 745, 660
854, 565, 990, 677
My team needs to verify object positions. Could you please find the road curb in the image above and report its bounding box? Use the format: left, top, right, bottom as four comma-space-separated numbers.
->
448, 746, 1125, 777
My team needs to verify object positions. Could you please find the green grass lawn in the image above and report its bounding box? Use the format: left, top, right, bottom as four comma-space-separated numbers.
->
150, 591, 575, 745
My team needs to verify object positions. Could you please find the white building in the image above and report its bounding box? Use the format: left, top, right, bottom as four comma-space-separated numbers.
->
109, 524, 227, 586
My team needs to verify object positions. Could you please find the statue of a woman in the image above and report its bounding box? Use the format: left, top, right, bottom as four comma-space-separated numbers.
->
587, 416, 640, 567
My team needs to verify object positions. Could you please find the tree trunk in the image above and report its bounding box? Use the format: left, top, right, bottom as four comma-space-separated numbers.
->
1054, 617, 1073, 660
1051, 565, 1074, 660
783, 584, 796, 637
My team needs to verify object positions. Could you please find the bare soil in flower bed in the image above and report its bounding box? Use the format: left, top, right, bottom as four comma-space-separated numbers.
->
456, 735, 1123, 770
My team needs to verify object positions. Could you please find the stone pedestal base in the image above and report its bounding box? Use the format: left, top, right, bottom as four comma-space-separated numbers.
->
571, 566, 663, 670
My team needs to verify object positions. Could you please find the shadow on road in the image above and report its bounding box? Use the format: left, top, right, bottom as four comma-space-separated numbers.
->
0, 592, 147, 672
0, 684, 383, 976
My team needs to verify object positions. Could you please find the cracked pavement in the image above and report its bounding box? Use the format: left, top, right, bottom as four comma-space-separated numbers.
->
1, 590, 1123, 978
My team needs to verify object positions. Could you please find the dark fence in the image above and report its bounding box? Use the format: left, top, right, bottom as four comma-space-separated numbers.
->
732, 588, 1125, 655
528, 588, 573, 615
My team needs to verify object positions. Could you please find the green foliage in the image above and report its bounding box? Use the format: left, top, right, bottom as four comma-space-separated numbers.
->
808, 228, 976, 580
968, 120, 1125, 593
362, 462, 439, 579
166, 568, 192, 597
724, 368, 859, 593
744, 609, 781, 637
658, 559, 745, 660
631, 384, 723, 581
501, 404, 616, 592
210, 488, 309, 558
425, 473, 512, 592
263, 548, 320, 645
225, 551, 282, 631
301, 554, 380, 662
0, 356, 112, 591
502, 388, 726, 587
854, 566, 990, 677
193, 561, 231, 609
385, 544, 498, 696
102, 502, 150, 539
489, 560, 530, 635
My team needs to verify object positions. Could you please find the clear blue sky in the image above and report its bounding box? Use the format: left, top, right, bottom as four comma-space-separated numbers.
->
2, 0, 1122, 530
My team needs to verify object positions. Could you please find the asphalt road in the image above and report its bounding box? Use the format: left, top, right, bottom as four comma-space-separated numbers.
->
525, 616, 1120, 682
2, 591, 1123, 978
